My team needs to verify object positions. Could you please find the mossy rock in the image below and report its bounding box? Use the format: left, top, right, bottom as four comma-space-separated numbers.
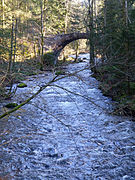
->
5, 103, 18, 108
17, 83, 27, 88
43, 52, 55, 66
55, 71, 65, 76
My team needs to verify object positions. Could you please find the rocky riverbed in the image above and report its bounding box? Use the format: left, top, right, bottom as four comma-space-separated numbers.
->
0, 54, 135, 180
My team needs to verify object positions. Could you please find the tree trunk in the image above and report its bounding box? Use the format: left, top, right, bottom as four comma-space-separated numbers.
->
123, 0, 130, 94
1, 0, 5, 28
13, 18, 18, 65
102, 0, 107, 62
8, 18, 14, 75
88, 0, 95, 69
40, 0, 44, 70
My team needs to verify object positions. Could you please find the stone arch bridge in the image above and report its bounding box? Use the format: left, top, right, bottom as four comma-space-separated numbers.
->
44, 32, 90, 64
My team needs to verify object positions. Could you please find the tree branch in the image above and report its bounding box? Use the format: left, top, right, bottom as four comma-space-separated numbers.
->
0, 66, 89, 119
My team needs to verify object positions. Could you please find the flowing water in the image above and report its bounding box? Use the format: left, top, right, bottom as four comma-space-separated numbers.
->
0, 54, 135, 180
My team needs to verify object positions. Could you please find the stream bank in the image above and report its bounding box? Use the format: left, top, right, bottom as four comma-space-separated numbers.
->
0, 54, 135, 180
92, 63, 135, 118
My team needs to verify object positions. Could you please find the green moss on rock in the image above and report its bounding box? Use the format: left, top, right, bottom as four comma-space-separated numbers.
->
17, 83, 27, 88
55, 71, 65, 76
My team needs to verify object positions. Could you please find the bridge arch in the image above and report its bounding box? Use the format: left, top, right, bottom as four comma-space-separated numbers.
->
44, 32, 90, 64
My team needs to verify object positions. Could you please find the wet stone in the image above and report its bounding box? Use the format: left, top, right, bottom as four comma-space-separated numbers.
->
57, 158, 70, 166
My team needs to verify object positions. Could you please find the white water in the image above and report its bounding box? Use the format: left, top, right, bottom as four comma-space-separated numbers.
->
0, 54, 134, 180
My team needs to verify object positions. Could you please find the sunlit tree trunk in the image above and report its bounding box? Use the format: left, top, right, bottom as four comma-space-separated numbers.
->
62, 0, 71, 62
1, 0, 5, 28
65, 0, 69, 34
123, 0, 128, 25
13, 18, 18, 65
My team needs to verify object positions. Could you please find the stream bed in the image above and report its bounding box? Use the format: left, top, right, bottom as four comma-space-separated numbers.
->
0, 54, 135, 180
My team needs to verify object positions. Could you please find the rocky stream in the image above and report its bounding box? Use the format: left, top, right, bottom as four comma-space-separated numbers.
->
0, 54, 135, 180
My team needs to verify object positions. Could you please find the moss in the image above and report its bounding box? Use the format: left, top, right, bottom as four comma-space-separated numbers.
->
43, 52, 55, 66
55, 71, 65, 76
17, 83, 27, 88
5, 103, 18, 108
